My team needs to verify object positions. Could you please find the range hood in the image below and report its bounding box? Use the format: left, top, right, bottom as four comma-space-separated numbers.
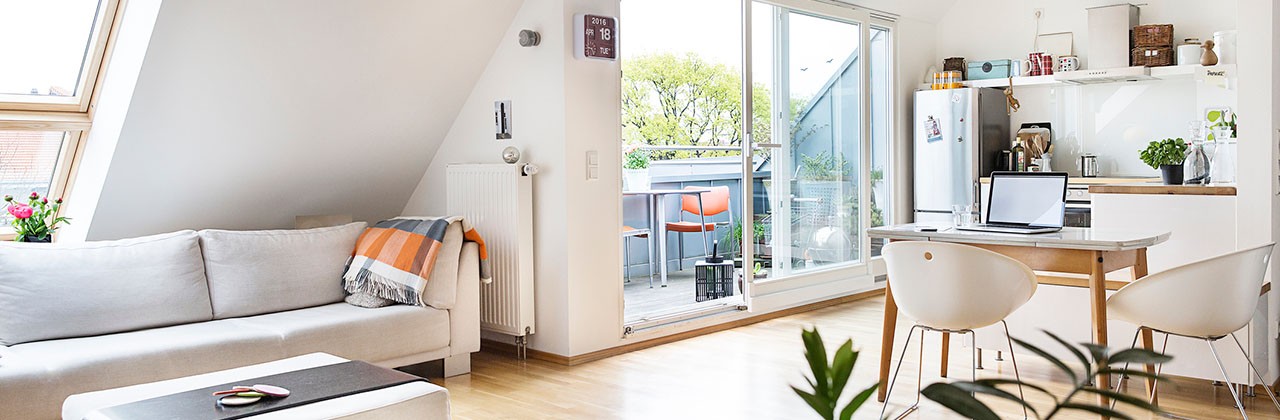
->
1054, 66, 1154, 84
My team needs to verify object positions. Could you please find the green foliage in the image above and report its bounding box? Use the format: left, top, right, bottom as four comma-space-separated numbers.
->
725, 219, 768, 254
623, 148, 650, 170
792, 327, 879, 420
4, 192, 69, 241
1139, 138, 1188, 169
922, 330, 1172, 420
797, 152, 851, 181
622, 53, 772, 160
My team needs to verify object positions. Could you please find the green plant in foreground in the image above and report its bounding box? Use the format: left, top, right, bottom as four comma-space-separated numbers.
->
922, 330, 1172, 420
793, 327, 879, 420
623, 148, 650, 170
1139, 138, 1188, 169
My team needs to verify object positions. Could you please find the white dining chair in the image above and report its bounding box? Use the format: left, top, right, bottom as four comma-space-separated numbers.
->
1107, 243, 1279, 419
881, 241, 1038, 419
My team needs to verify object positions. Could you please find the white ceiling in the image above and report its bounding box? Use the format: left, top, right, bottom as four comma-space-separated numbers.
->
84, 0, 522, 239
837, 0, 958, 22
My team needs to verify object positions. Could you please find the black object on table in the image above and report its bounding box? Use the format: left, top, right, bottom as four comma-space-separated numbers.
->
96, 360, 426, 420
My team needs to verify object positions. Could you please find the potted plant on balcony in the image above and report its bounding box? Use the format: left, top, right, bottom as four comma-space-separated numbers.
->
1140, 138, 1188, 185
622, 146, 651, 192
4, 192, 69, 243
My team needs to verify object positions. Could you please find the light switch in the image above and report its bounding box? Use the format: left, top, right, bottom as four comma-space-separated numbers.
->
586, 150, 599, 180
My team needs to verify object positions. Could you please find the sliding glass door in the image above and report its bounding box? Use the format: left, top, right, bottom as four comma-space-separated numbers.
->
620, 0, 893, 327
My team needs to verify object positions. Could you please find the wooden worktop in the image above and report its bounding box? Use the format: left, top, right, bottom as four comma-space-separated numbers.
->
1089, 183, 1237, 196
980, 177, 1159, 185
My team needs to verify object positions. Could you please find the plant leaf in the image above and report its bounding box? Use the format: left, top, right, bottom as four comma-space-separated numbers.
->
829, 340, 856, 398
1096, 368, 1172, 383
792, 386, 834, 420
839, 383, 879, 420
1058, 402, 1134, 420
1081, 343, 1110, 366
921, 383, 1001, 420
1109, 348, 1173, 366
949, 382, 1040, 418
1012, 337, 1078, 383
1043, 330, 1093, 377
1078, 387, 1163, 413
801, 328, 831, 397
973, 378, 1058, 402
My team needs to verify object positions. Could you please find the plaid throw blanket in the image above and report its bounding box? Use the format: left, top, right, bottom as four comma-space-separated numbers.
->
343, 217, 490, 306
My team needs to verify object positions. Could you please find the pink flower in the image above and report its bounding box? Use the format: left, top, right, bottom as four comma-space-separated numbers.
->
29, 192, 38, 200
7, 204, 33, 219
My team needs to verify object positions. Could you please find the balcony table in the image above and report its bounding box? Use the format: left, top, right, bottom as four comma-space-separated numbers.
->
868, 224, 1170, 417
623, 188, 712, 287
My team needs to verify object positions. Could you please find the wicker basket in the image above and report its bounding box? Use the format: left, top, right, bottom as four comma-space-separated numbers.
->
943, 57, 966, 79
1134, 24, 1174, 47
1132, 46, 1175, 67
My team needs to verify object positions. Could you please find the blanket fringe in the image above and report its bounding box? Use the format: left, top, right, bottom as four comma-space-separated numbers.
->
344, 269, 423, 306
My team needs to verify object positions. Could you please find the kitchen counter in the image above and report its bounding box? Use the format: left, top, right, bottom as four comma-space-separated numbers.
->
979, 177, 1158, 185
1089, 183, 1237, 196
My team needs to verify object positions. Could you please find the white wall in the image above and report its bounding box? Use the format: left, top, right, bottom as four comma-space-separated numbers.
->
71, 0, 521, 240
402, 0, 622, 356
930, 0, 1239, 177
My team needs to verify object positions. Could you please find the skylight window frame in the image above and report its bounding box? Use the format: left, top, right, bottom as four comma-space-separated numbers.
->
0, 0, 124, 240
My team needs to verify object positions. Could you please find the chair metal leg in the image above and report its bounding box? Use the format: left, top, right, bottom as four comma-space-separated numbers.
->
1112, 327, 1145, 410
976, 348, 984, 370
1206, 338, 1250, 419
1002, 321, 1028, 419
646, 232, 655, 288
880, 325, 921, 420
1231, 333, 1280, 412
677, 232, 684, 271
623, 236, 631, 282
696, 195, 710, 260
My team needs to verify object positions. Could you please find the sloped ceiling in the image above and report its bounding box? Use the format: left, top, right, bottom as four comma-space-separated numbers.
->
85, 0, 522, 239
837, 0, 957, 22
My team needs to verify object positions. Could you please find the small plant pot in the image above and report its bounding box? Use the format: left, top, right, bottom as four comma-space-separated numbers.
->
622, 168, 650, 192
1159, 164, 1184, 185
19, 235, 51, 243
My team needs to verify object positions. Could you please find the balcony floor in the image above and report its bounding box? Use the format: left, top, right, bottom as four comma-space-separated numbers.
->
623, 267, 743, 322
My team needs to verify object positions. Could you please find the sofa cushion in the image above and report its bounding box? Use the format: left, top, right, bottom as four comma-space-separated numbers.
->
0, 230, 211, 346
228, 303, 450, 363
0, 320, 286, 420
200, 222, 366, 319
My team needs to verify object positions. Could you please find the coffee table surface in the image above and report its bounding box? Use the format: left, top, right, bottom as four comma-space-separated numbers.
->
63, 353, 448, 420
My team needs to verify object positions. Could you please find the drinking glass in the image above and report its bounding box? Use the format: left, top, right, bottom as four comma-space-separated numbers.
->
952, 204, 974, 227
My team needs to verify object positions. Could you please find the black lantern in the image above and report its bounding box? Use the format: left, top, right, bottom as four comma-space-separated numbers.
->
695, 240, 735, 302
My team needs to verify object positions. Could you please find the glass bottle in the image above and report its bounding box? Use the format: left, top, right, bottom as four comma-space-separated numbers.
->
1184, 121, 1211, 185
1210, 126, 1237, 183
1012, 140, 1027, 172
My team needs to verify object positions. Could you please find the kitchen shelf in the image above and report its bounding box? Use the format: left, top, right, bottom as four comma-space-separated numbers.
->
917, 64, 1235, 90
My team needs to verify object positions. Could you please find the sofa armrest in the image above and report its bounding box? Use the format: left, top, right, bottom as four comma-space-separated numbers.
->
449, 242, 481, 356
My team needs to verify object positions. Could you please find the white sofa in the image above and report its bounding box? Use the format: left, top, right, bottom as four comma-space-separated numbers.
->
0, 222, 480, 420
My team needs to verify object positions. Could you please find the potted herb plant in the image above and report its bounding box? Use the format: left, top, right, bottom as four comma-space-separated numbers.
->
1140, 138, 1189, 185
4, 192, 69, 242
622, 146, 651, 192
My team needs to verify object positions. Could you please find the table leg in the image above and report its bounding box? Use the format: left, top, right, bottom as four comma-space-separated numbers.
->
1132, 248, 1157, 404
656, 195, 668, 287
878, 280, 898, 402
940, 332, 951, 378
1089, 250, 1111, 416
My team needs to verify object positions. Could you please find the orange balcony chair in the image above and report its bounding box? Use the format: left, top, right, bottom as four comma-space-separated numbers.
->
666, 186, 733, 270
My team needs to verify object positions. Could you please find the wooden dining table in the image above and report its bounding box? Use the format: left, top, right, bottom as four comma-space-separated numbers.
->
868, 224, 1170, 415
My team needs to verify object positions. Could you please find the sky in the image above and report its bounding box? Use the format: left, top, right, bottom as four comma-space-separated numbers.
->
619, 0, 860, 102
0, 0, 101, 96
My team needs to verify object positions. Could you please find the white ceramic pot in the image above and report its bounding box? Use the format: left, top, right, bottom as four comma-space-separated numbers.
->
623, 168, 650, 192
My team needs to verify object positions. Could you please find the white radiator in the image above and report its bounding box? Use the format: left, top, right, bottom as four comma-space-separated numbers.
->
447, 164, 535, 338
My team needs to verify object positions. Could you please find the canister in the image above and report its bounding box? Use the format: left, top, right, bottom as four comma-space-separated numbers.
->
1176, 38, 1202, 66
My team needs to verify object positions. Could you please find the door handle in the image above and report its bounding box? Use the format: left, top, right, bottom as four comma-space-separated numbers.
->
753, 143, 782, 150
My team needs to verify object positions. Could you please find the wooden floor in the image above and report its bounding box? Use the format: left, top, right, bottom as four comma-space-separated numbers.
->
433, 295, 1280, 419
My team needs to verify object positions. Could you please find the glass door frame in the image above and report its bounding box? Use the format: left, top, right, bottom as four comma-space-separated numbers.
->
743, 0, 890, 293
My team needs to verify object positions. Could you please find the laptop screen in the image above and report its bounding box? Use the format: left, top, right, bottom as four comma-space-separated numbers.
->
986, 172, 1068, 227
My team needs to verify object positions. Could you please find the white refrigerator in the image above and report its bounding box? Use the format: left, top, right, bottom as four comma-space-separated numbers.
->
913, 88, 1010, 223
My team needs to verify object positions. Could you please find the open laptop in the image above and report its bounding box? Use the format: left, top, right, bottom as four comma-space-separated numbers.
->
957, 171, 1068, 234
